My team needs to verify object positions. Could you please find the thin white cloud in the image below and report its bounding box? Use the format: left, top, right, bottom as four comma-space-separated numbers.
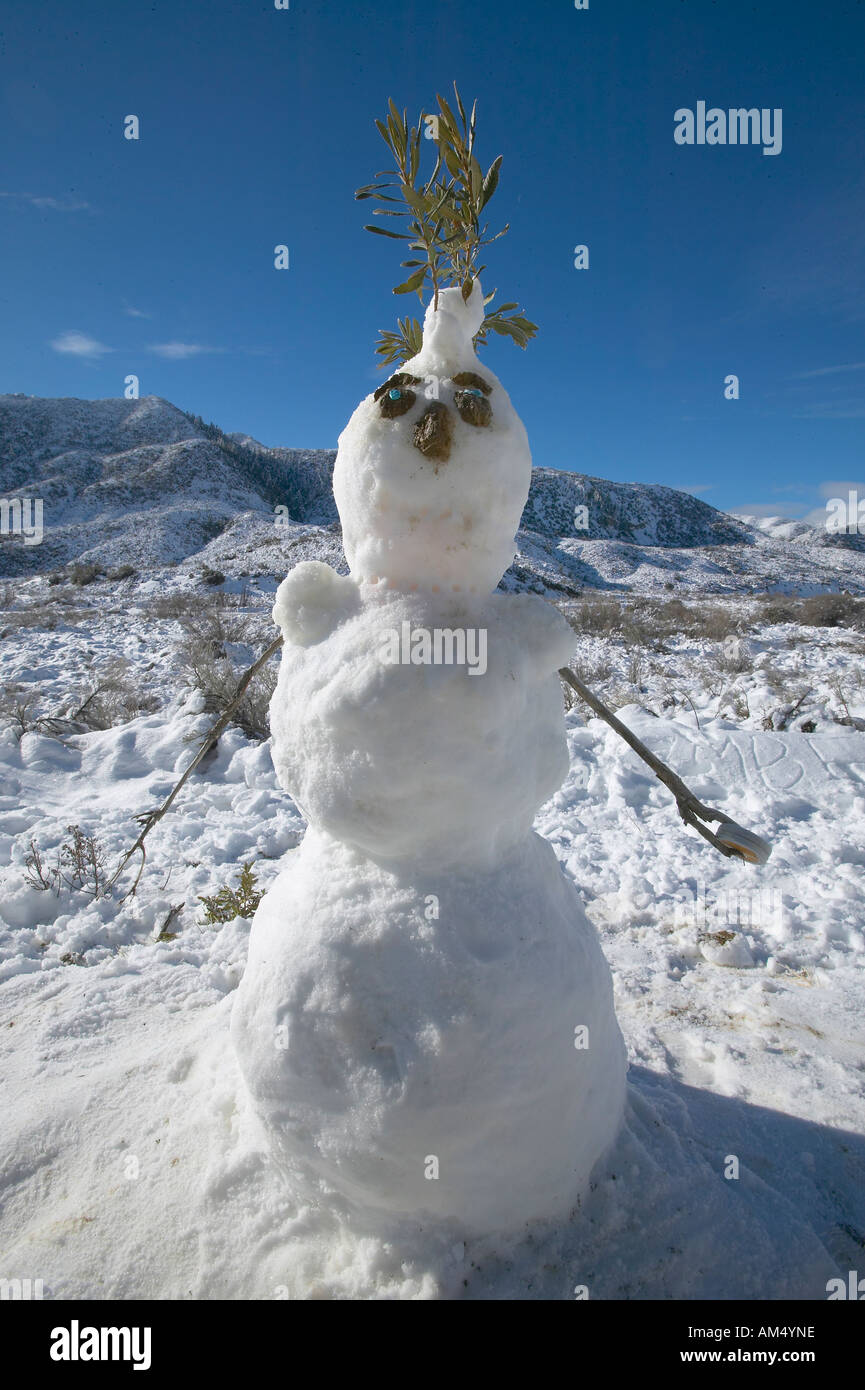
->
147, 342, 224, 360
793, 402, 865, 419
817, 480, 865, 499
728, 503, 813, 520
677, 484, 714, 496
50, 330, 112, 358
795, 362, 865, 379
123, 301, 151, 319
728, 483, 865, 525
1, 191, 91, 211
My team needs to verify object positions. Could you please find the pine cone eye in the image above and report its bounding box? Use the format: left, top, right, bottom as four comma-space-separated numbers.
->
454, 388, 492, 427
374, 372, 421, 418
379, 386, 416, 418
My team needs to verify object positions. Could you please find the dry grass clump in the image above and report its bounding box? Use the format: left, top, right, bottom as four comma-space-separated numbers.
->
754, 590, 865, 630
177, 609, 277, 741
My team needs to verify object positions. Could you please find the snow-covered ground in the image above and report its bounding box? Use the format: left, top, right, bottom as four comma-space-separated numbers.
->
1, 574, 863, 1299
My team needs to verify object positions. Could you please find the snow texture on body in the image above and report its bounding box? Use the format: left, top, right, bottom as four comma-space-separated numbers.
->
231, 282, 627, 1233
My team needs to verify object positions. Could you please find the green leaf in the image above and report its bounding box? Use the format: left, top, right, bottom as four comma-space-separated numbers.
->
427, 185, 456, 221
401, 183, 426, 212
453, 82, 467, 129
484, 222, 509, 244
480, 155, 502, 210
470, 156, 483, 204
393, 268, 426, 294
441, 141, 463, 179
434, 91, 453, 122
386, 110, 404, 158
364, 224, 412, 240
423, 150, 443, 190
409, 125, 420, 183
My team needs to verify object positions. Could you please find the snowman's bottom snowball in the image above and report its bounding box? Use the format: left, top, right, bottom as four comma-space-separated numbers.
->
231, 827, 627, 1236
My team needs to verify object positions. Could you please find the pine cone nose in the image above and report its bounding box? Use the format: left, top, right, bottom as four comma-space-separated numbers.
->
412, 401, 452, 463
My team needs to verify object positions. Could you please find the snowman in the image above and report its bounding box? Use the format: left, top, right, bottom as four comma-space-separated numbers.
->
230, 279, 627, 1237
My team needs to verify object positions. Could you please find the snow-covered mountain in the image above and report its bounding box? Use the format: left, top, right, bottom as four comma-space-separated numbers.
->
2, 393, 864, 596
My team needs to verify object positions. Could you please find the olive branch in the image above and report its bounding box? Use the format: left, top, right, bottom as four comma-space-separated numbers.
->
355, 83, 538, 367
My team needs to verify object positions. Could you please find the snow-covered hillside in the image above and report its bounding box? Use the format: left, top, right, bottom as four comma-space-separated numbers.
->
3, 394, 865, 597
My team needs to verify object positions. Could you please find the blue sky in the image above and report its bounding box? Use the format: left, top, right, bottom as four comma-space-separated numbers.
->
1, 0, 863, 518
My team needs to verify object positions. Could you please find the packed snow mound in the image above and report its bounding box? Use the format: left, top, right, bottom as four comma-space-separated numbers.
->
411, 277, 486, 371
269, 571, 572, 867
230, 824, 626, 1235
241, 307, 629, 1235
235, 544, 626, 1232
333, 281, 532, 594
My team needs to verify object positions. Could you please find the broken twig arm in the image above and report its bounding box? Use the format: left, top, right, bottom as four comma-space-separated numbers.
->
107, 634, 285, 897
558, 667, 770, 863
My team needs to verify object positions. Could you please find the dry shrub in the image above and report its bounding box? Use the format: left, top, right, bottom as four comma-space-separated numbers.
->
567, 598, 623, 636
707, 638, 753, 676
696, 606, 741, 641
178, 611, 278, 741
757, 593, 800, 625
799, 593, 865, 629
68, 561, 105, 586
149, 592, 201, 621
24, 824, 109, 900
69, 658, 160, 730
0, 604, 60, 634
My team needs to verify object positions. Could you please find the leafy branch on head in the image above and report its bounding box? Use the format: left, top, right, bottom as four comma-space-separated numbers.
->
355, 82, 538, 367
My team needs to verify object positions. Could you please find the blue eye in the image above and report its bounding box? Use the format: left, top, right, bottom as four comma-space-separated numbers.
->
466, 388, 483, 397
388, 388, 402, 400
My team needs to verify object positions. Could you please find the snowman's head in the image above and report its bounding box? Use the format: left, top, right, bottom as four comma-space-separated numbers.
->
333, 278, 532, 597
374, 279, 490, 467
